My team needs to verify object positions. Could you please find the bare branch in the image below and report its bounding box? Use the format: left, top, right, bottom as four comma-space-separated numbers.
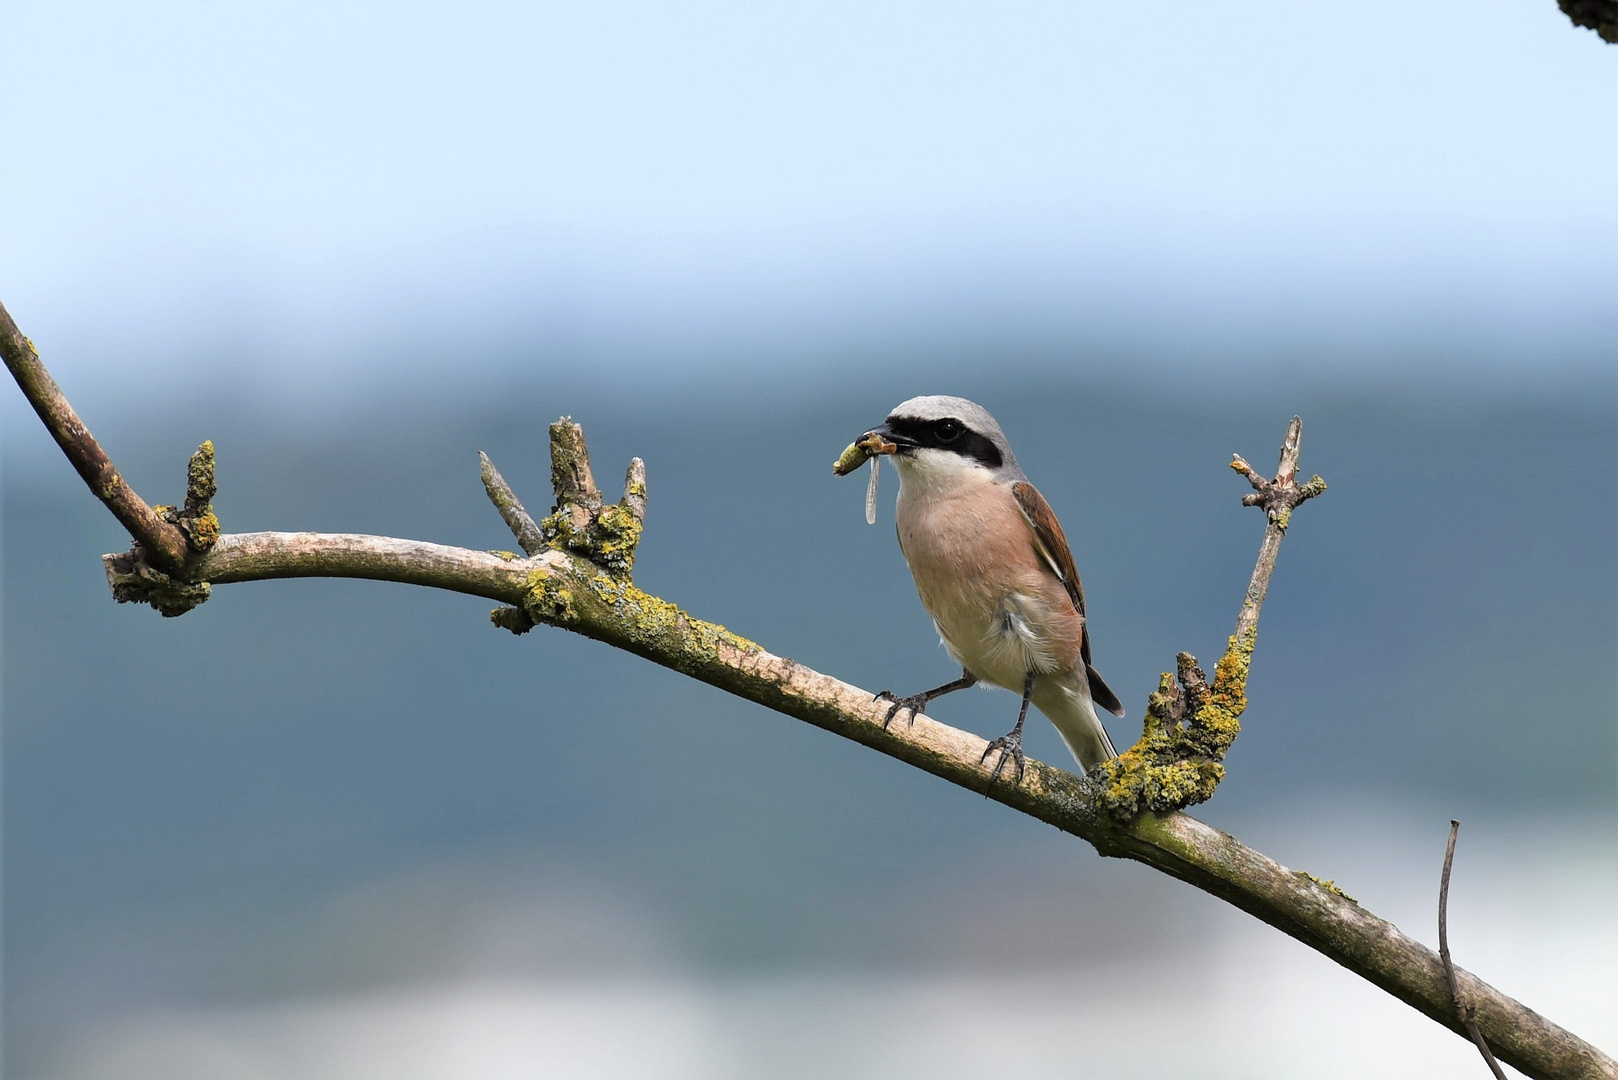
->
1442, 820, 1511, 1080
184, 532, 542, 597
1230, 453, 1268, 490
622, 457, 648, 523
479, 451, 546, 556
1234, 415, 1324, 642
0, 299, 192, 573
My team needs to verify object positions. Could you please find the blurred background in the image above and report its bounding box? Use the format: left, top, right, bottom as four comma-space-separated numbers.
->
3, 1, 1614, 1077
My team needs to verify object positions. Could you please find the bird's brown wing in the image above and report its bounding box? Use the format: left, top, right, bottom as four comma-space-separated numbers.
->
1011, 481, 1126, 718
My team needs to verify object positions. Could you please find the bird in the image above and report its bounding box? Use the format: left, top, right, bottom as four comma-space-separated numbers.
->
850, 395, 1125, 788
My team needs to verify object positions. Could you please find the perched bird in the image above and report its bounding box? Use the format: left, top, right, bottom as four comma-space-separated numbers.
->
850, 395, 1124, 786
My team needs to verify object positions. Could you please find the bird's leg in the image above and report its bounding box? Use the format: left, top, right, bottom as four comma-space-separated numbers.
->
874, 668, 977, 728
981, 672, 1034, 792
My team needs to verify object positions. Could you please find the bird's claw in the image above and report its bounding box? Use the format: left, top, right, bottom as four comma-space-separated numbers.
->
980, 730, 1026, 792
873, 690, 929, 729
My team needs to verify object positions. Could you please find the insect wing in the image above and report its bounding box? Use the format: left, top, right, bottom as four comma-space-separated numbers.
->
864, 454, 880, 524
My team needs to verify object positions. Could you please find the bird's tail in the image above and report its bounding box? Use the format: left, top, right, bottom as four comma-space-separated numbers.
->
1033, 673, 1118, 772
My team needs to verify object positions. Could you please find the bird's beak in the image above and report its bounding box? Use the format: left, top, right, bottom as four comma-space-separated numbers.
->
856, 427, 899, 457
864, 423, 920, 452
833, 424, 916, 475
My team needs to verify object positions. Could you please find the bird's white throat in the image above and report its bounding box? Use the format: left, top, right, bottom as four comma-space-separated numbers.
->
892, 447, 998, 499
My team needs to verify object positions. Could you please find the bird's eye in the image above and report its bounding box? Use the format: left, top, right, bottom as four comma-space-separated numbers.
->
934, 419, 964, 442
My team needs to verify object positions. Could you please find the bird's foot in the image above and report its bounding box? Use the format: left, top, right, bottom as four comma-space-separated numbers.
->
873, 690, 932, 729
980, 728, 1026, 792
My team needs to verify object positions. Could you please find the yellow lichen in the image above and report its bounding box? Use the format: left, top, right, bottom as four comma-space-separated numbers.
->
538, 498, 642, 578
157, 439, 223, 552
514, 557, 761, 669
521, 566, 575, 622
187, 440, 217, 505
1296, 870, 1353, 902
588, 573, 762, 657
1094, 631, 1253, 820
185, 509, 221, 549
591, 502, 643, 575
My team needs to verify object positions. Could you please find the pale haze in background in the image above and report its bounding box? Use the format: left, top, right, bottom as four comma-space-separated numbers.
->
3, 0, 1615, 410
3, 2, 1615, 1078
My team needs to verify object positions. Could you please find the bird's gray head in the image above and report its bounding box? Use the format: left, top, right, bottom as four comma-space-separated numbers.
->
858, 395, 1023, 490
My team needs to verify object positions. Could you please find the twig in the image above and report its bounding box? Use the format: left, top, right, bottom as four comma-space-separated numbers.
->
479, 451, 546, 556
621, 457, 647, 523
1095, 416, 1327, 819
548, 417, 602, 511
1442, 820, 1511, 1080
4, 304, 1613, 1080
1231, 415, 1327, 643
0, 299, 192, 574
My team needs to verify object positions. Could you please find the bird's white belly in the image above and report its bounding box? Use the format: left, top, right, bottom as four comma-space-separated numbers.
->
930, 590, 1066, 692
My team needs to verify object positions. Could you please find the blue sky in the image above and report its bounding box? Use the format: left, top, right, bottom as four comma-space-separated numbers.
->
3, 0, 1614, 416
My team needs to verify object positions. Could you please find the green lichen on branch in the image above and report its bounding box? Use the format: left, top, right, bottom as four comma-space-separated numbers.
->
540, 500, 643, 576
97, 440, 221, 617
586, 572, 762, 660
590, 502, 643, 574
520, 565, 576, 623
529, 422, 646, 577
1272, 477, 1326, 532
103, 548, 212, 617
164, 440, 221, 552
1296, 870, 1354, 901
514, 559, 760, 673
1094, 631, 1253, 820
186, 439, 218, 507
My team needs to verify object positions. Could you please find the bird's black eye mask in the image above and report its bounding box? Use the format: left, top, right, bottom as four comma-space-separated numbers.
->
885, 415, 1004, 469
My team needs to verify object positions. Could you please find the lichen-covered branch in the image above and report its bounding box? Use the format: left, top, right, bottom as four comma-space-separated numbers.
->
1095, 416, 1325, 819
532, 420, 646, 577
102, 440, 223, 616
4, 303, 1611, 1080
